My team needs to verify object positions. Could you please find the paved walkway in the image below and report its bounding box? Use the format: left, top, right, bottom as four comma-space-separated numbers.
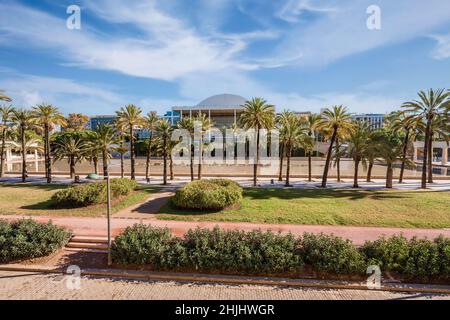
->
2, 214, 449, 246
0, 271, 448, 300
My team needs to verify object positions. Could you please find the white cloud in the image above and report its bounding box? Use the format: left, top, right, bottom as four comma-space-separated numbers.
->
276, 0, 337, 23
430, 34, 450, 60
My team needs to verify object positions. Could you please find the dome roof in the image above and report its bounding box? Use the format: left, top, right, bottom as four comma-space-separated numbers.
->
197, 94, 247, 107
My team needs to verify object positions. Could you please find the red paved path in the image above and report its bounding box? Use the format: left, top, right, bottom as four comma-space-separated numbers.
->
2, 215, 449, 246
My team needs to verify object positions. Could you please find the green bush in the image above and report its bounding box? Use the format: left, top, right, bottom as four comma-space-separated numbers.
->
435, 236, 450, 278
183, 227, 302, 274
172, 179, 243, 211
362, 235, 410, 273
111, 225, 302, 275
403, 237, 440, 280
51, 178, 138, 207
300, 233, 366, 275
0, 219, 71, 263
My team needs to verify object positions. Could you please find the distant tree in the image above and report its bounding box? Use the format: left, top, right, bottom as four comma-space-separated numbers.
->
347, 122, 370, 188
64, 113, 89, 131
177, 117, 195, 181
154, 119, 173, 185
87, 124, 118, 178
53, 132, 87, 180
0, 105, 14, 178
143, 112, 158, 181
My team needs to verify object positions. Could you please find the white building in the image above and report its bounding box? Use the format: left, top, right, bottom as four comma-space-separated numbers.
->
352, 113, 385, 130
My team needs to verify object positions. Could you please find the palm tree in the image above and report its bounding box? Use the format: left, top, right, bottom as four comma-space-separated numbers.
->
167, 139, 179, 180
114, 120, 127, 178
53, 133, 86, 180
116, 104, 143, 180
85, 131, 101, 175
33, 104, 66, 183
276, 111, 289, 182
0, 90, 11, 102
278, 112, 307, 186
373, 129, 407, 188
388, 111, 419, 183
0, 106, 14, 178
318, 105, 354, 187
11, 109, 36, 182
64, 113, 89, 131
154, 119, 173, 185
238, 97, 275, 186
304, 114, 320, 182
87, 124, 118, 178
143, 112, 158, 182
194, 113, 214, 180
402, 89, 450, 188
177, 117, 195, 181
347, 122, 370, 188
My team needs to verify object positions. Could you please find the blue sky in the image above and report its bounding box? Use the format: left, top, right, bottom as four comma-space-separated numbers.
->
0, 0, 450, 116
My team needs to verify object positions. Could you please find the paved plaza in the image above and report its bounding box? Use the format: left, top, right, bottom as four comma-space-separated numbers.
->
0, 271, 449, 300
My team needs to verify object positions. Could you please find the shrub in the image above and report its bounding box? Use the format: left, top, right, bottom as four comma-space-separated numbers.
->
183, 227, 302, 274
300, 233, 365, 275
51, 178, 138, 207
362, 235, 410, 273
403, 237, 440, 280
435, 235, 450, 278
172, 179, 243, 211
111, 224, 187, 269
0, 219, 71, 263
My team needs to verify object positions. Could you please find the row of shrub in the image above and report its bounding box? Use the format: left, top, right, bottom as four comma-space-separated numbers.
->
0, 219, 71, 263
111, 224, 450, 281
51, 178, 138, 208
172, 179, 243, 211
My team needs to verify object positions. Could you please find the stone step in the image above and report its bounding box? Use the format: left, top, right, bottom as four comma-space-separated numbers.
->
70, 235, 110, 244
67, 242, 109, 250
64, 247, 109, 254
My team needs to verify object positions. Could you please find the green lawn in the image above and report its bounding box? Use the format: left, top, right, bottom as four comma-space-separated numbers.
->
0, 184, 159, 217
157, 188, 450, 229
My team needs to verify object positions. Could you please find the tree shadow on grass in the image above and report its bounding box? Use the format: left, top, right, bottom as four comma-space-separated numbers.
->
0, 183, 66, 191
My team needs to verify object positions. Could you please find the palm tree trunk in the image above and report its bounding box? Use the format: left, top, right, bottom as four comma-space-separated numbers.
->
198, 134, 203, 180
308, 153, 312, 182
70, 156, 75, 179
45, 123, 52, 183
285, 144, 291, 187
386, 162, 393, 188
399, 130, 409, 183
190, 144, 194, 181
336, 157, 341, 182
353, 159, 359, 188
130, 126, 135, 180
145, 135, 152, 181
163, 139, 167, 185
421, 120, 431, 189
0, 127, 6, 178
427, 132, 433, 184
102, 150, 108, 178
21, 127, 26, 183
253, 127, 260, 187
93, 157, 98, 175
120, 137, 124, 178
170, 154, 174, 180
278, 142, 284, 181
43, 124, 48, 179
321, 128, 337, 188
366, 161, 373, 182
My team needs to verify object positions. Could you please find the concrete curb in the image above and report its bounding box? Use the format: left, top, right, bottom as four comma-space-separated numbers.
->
1, 265, 450, 296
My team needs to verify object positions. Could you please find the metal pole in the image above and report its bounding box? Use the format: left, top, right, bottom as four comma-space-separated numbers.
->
106, 175, 112, 266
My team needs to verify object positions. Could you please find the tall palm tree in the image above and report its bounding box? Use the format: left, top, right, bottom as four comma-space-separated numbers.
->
276, 111, 289, 182
0, 106, 14, 178
317, 105, 353, 187
373, 129, 408, 188
87, 124, 118, 178
116, 104, 143, 180
167, 139, 179, 181
304, 113, 320, 182
11, 109, 36, 182
177, 117, 195, 181
195, 113, 213, 180
33, 104, 66, 183
143, 112, 158, 182
388, 111, 419, 183
347, 122, 369, 188
114, 120, 127, 178
64, 113, 89, 131
402, 89, 450, 188
0, 90, 11, 102
154, 119, 173, 185
278, 112, 307, 186
53, 133, 86, 180
85, 131, 101, 175
238, 97, 275, 186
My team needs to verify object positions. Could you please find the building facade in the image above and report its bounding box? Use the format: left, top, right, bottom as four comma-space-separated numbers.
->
89, 115, 117, 131
352, 113, 385, 130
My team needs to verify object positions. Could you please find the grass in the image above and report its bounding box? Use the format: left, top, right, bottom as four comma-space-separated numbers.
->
0, 183, 160, 217
157, 188, 450, 229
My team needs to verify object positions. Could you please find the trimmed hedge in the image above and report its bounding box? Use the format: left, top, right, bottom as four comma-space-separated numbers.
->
51, 178, 138, 208
0, 219, 71, 263
111, 225, 450, 280
172, 179, 243, 211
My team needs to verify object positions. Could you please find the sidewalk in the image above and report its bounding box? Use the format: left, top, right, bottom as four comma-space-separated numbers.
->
2, 214, 449, 245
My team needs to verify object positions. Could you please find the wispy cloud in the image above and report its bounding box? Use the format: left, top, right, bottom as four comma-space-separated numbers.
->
430, 33, 450, 60
276, 0, 337, 23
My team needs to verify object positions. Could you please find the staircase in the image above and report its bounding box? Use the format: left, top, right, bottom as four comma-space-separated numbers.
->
66, 235, 111, 254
